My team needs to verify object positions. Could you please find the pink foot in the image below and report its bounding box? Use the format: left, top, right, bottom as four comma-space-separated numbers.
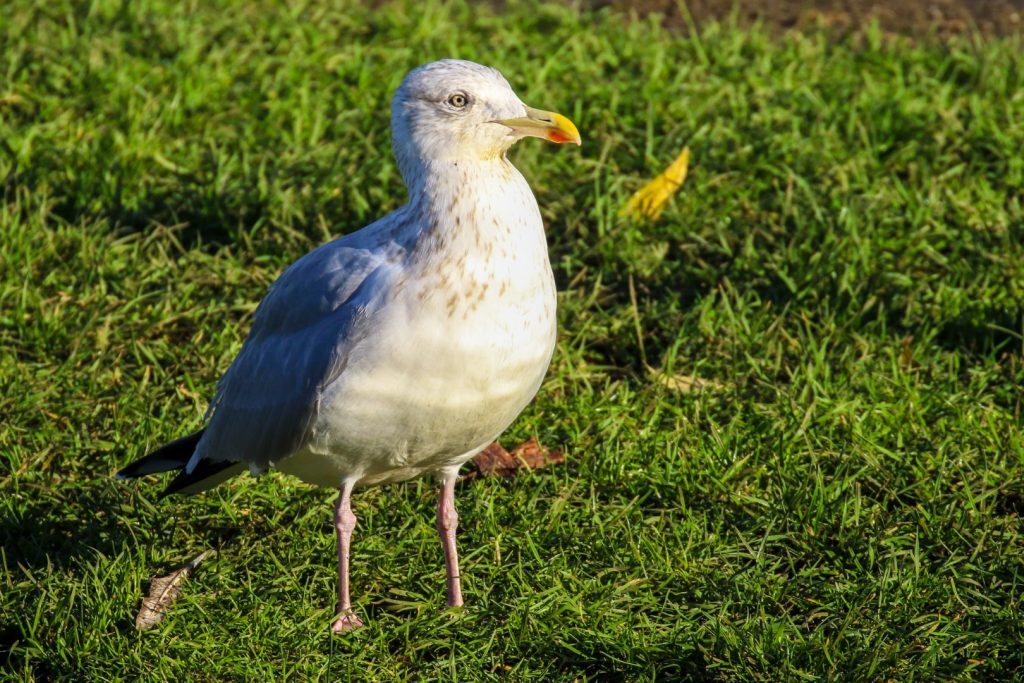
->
331, 610, 365, 633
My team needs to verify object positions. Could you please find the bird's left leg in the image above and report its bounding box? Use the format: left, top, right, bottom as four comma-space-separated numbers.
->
332, 481, 364, 632
436, 473, 464, 608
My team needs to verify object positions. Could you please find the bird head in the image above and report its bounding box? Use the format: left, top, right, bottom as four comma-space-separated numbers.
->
391, 59, 580, 176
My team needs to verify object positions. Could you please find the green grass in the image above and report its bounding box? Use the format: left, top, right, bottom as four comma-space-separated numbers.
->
2, 0, 1023, 679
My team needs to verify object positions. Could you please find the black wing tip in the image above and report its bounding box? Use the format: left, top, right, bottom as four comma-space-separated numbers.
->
117, 429, 241, 497
115, 429, 205, 480
160, 458, 241, 497
115, 461, 150, 480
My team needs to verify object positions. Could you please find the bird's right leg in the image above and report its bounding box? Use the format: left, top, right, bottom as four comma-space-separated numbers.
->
332, 481, 364, 632
436, 474, 464, 608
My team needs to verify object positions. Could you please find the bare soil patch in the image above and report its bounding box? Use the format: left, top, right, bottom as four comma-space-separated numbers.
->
591, 0, 1024, 37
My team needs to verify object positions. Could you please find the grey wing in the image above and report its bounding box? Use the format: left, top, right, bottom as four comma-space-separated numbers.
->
188, 238, 395, 473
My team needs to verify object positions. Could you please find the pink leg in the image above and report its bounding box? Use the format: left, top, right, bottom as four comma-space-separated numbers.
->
332, 482, 364, 632
437, 476, 464, 608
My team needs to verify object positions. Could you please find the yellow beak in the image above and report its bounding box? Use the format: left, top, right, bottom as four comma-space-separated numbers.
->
495, 106, 581, 146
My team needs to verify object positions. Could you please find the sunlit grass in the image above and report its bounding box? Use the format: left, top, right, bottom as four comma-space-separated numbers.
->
2, 1, 1023, 680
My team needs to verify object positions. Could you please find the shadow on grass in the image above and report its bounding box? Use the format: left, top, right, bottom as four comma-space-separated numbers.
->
6, 156, 378, 258
0, 485, 131, 571
933, 311, 1023, 357
523, 634, 712, 681
1, 480, 241, 572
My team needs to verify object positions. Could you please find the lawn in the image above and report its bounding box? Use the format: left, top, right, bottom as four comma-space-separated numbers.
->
2, 0, 1023, 680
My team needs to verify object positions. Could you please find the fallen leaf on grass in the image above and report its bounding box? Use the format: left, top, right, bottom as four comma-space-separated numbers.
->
135, 550, 215, 630
467, 438, 565, 479
0, 93, 25, 108
620, 146, 690, 221
899, 334, 919, 369
648, 368, 726, 393
509, 437, 565, 470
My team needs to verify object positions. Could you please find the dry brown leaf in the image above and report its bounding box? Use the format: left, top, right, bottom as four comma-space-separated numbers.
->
620, 146, 690, 221
468, 438, 565, 479
650, 368, 725, 393
509, 437, 565, 470
135, 549, 215, 630
0, 94, 25, 107
469, 442, 517, 478
899, 335, 917, 368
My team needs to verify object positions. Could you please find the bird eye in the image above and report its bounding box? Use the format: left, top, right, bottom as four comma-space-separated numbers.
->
447, 92, 468, 109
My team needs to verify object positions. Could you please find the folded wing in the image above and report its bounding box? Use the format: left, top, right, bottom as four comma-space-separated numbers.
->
187, 223, 404, 476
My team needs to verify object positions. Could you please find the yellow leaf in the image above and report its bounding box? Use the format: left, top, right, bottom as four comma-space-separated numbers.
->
620, 146, 690, 221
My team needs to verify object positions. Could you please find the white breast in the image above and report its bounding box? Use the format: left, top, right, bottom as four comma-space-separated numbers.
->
274, 160, 556, 488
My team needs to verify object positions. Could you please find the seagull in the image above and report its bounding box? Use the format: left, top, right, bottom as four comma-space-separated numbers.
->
116, 59, 581, 632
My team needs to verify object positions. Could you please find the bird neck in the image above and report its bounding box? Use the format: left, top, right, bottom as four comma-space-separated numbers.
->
399, 157, 546, 267
408, 157, 535, 229
401, 157, 517, 199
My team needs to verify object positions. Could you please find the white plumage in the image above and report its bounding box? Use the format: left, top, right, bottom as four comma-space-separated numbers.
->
118, 59, 580, 632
